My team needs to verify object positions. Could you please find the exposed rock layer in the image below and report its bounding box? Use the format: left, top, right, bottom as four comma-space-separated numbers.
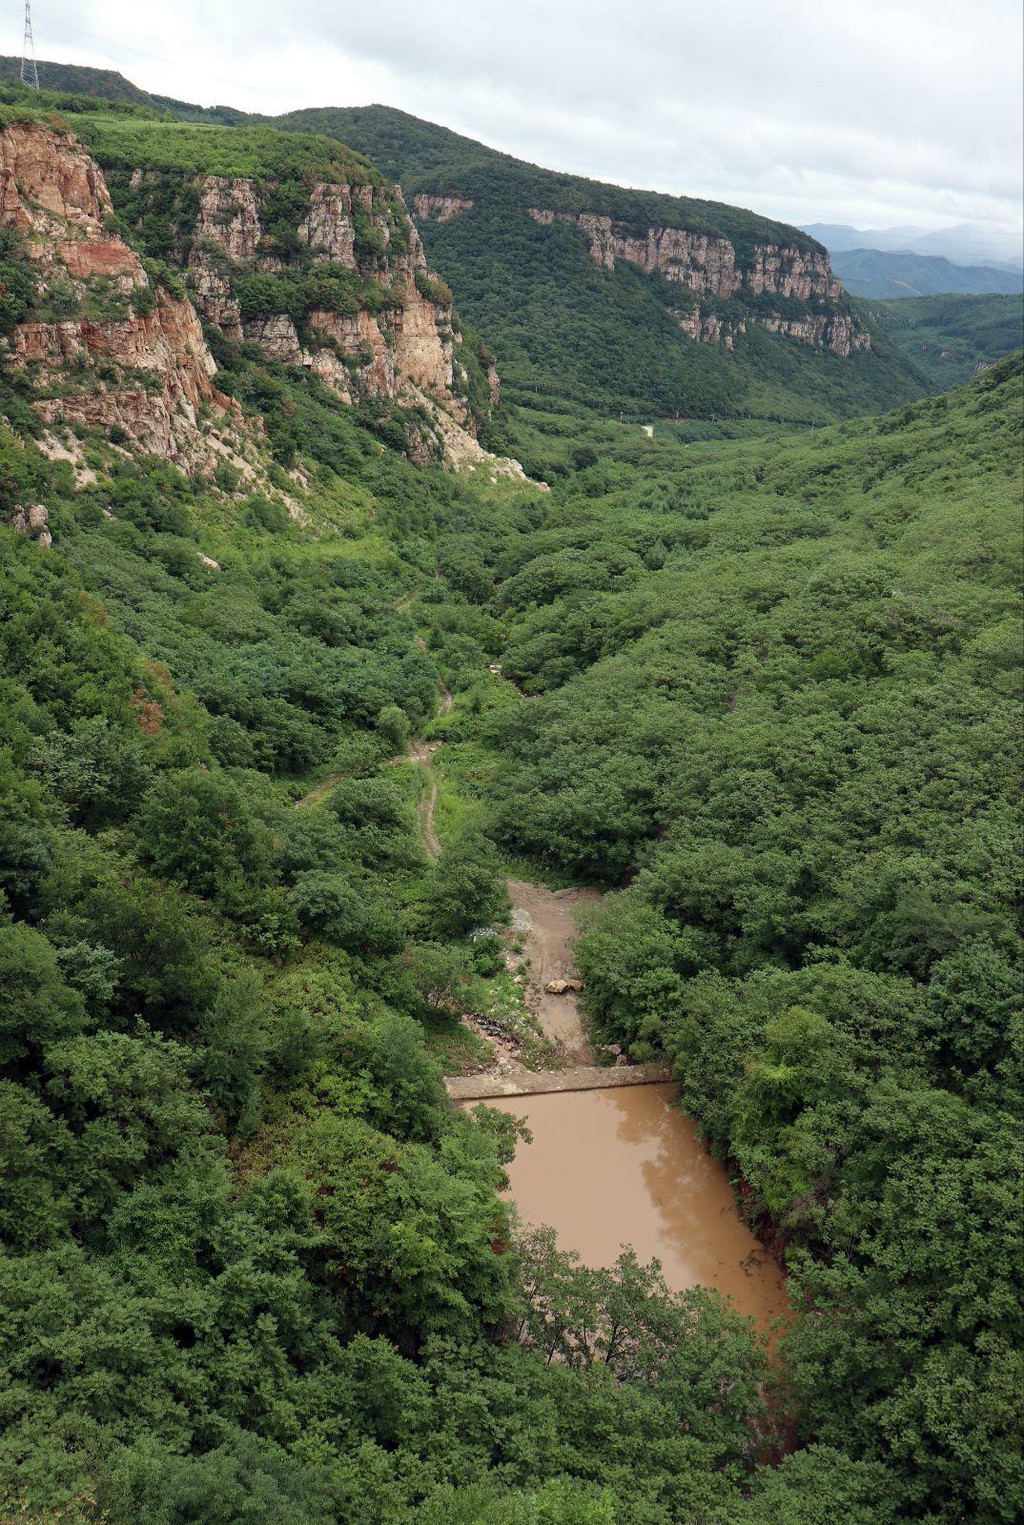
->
0, 122, 234, 469
7, 502, 52, 548
523, 207, 870, 355
407, 192, 867, 356
188, 176, 472, 423
412, 194, 475, 223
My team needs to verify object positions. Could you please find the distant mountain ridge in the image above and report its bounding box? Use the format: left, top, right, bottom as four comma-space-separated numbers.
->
0, 54, 155, 103
804, 220, 1023, 268
829, 247, 1023, 300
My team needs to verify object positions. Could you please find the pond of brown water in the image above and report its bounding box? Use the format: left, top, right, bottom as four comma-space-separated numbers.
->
484, 1082, 789, 1332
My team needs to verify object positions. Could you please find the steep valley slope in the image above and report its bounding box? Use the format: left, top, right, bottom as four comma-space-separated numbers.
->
261, 104, 928, 423
2, 72, 928, 428
0, 77, 1021, 1525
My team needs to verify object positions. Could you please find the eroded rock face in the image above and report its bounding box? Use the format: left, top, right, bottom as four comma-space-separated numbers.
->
8, 502, 52, 547
528, 206, 869, 355
747, 245, 843, 302
187, 176, 473, 428
298, 182, 366, 262
758, 310, 870, 357
412, 194, 475, 222
189, 260, 243, 341
395, 276, 458, 400
0, 121, 112, 232
0, 122, 233, 470
529, 209, 744, 296
194, 176, 265, 263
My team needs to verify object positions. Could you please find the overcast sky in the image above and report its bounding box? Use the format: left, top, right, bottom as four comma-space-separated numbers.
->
4, 0, 1022, 242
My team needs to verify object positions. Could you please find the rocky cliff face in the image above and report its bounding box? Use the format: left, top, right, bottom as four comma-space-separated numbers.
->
524, 207, 869, 356
187, 175, 476, 425
0, 122, 237, 469
7, 501, 52, 548
412, 195, 475, 223
409, 194, 866, 357
756, 310, 868, 357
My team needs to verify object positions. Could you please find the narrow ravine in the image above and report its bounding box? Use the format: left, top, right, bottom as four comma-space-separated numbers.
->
301, 680, 787, 1331
407, 705, 667, 1098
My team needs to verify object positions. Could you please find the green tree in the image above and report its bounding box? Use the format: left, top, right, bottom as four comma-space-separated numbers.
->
0, 923, 85, 1070
424, 835, 509, 939
137, 768, 273, 899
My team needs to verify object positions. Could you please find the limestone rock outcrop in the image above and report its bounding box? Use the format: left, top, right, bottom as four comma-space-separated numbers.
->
527, 206, 869, 356
412, 195, 475, 223
8, 502, 52, 548
0, 122, 235, 470
187, 176, 478, 438
757, 310, 870, 357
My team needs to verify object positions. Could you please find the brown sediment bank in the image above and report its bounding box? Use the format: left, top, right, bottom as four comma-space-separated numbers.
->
480, 1083, 789, 1331
507, 878, 600, 1063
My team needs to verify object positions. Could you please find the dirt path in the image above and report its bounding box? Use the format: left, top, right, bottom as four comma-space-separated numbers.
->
295, 773, 345, 809
295, 676, 627, 1083
296, 683, 452, 819
412, 737, 443, 857
508, 879, 601, 1065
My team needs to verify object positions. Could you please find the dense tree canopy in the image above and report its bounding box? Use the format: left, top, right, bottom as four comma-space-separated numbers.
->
420, 356, 1024, 1522
0, 80, 1020, 1521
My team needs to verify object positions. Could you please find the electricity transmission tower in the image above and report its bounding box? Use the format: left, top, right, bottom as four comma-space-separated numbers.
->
21, 0, 39, 90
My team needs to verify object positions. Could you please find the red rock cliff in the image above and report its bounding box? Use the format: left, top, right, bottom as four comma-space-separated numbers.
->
0, 122, 235, 469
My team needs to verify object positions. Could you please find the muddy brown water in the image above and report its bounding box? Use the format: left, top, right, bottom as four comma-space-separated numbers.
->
483, 1083, 789, 1332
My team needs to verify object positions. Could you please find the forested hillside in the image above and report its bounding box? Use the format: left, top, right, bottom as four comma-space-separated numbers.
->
0, 55, 154, 103
422, 355, 1024, 1523
863, 293, 1024, 385
0, 75, 1020, 1525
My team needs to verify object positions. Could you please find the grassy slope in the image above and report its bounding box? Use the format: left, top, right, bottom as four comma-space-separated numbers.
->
64, 111, 381, 186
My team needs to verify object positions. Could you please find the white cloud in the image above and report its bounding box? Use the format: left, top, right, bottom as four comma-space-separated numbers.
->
4, 0, 1021, 238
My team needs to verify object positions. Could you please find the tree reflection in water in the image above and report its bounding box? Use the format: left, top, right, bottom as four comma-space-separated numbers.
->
485, 1084, 788, 1329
